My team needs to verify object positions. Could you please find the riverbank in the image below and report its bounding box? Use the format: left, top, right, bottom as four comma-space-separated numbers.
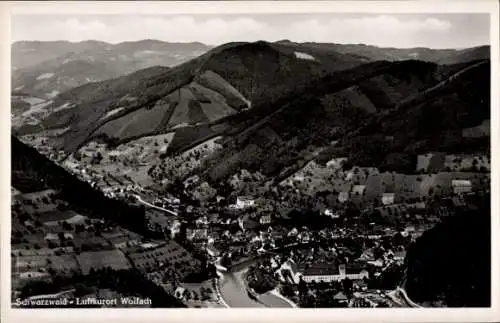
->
268, 288, 298, 308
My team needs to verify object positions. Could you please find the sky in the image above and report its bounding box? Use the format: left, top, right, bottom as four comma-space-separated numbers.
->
11, 13, 490, 49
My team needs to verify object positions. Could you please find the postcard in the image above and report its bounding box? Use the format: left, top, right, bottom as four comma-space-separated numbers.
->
1, 1, 499, 323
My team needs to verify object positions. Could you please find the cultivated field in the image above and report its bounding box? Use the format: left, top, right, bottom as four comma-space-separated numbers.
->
77, 250, 132, 274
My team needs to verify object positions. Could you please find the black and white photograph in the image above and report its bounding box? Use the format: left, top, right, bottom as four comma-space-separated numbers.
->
2, 1, 499, 322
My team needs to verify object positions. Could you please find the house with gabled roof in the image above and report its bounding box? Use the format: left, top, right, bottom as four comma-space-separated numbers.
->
452, 179, 472, 194
381, 193, 395, 205
352, 185, 366, 196
338, 192, 350, 203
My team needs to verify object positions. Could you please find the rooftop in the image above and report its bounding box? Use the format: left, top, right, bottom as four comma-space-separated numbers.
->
452, 180, 472, 186
299, 263, 340, 276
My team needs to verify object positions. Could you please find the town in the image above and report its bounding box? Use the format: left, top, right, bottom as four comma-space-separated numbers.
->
12, 133, 490, 308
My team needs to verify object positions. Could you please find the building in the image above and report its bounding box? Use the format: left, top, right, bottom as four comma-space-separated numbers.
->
338, 192, 350, 203
333, 291, 349, 304
187, 228, 208, 242
286, 261, 369, 284
323, 209, 340, 219
195, 216, 209, 227
352, 185, 366, 197
44, 233, 59, 242
170, 220, 182, 239
343, 263, 370, 281
260, 215, 271, 225
206, 244, 220, 257
235, 196, 255, 209
287, 227, 299, 238
63, 233, 74, 240
238, 215, 259, 231
299, 263, 343, 283
381, 193, 395, 205
109, 236, 139, 249
174, 287, 186, 299
297, 231, 312, 243
393, 251, 406, 262
452, 180, 472, 194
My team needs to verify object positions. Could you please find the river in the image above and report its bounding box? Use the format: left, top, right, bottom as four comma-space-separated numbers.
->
216, 258, 294, 308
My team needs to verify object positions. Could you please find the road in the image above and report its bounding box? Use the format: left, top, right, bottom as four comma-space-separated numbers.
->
134, 194, 178, 216
396, 287, 422, 308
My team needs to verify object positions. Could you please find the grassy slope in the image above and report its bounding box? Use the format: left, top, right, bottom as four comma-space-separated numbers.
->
14, 41, 366, 157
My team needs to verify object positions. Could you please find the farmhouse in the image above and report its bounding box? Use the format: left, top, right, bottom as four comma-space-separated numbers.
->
381, 193, 395, 205
44, 233, 59, 241
235, 196, 255, 209
109, 236, 139, 249
352, 185, 366, 196
452, 179, 472, 194
338, 192, 350, 203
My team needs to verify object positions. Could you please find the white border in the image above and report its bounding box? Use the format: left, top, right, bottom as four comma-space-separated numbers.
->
1, 1, 499, 323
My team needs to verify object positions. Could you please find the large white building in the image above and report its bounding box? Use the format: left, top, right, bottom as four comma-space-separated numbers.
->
235, 196, 255, 209
283, 260, 369, 284
381, 193, 395, 205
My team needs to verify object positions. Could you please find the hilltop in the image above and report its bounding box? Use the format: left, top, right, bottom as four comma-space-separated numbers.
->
13, 40, 367, 153
275, 41, 490, 65
11, 40, 212, 99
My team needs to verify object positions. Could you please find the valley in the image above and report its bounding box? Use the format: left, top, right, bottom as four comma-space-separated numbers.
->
10, 39, 491, 309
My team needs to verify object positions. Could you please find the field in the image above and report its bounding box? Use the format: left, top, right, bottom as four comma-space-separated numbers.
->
128, 241, 202, 279
279, 158, 489, 207
38, 210, 80, 225
14, 252, 80, 275
146, 209, 177, 229
77, 250, 132, 274
95, 103, 168, 141
444, 154, 490, 171
194, 70, 251, 110
149, 135, 224, 184
69, 133, 177, 187
463, 119, 490, 138
189, 82, 237, 120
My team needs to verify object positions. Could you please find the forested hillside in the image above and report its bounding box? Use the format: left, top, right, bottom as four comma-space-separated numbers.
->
402, 193, 490, 307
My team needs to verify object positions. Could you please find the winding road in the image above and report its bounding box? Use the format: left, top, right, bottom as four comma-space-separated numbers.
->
134, 194, 178, 216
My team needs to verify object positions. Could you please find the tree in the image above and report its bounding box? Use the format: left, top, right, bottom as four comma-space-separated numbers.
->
62, 221, 72, 231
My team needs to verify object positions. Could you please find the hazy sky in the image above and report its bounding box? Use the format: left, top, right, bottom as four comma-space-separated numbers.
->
11, 13, 490, 49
